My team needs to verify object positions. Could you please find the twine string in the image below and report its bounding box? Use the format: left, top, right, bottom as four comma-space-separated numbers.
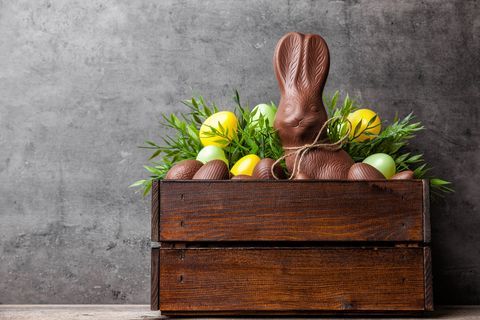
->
271, 116, 352, 180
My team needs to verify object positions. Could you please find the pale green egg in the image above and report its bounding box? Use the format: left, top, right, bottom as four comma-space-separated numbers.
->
196, 145, 228, 165
250, 103, 277, 128
362, 153, 396, 179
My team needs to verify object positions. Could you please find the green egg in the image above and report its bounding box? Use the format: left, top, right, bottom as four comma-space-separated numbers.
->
196, 145, 228, 165
250, 103, 277, 128
362, 153, 396, 179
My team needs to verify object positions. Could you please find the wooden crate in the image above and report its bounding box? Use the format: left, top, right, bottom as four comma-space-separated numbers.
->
151, 180, 432, 316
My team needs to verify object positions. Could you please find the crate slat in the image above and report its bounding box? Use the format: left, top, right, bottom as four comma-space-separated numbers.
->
150, 248, 159, 311
159, 180, 426, 242
159, 247, 426, 313
422, 179, 431, 242
151, 180, 160, 242
424, 246, 434, 311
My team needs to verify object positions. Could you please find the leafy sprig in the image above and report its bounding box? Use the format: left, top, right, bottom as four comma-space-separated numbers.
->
324, 91, 453, 194
345, 113, 424, 163
131, 91, 284, 195
131, 96, 218, 196
133, 90, 452, 197
229, 92, 284, 163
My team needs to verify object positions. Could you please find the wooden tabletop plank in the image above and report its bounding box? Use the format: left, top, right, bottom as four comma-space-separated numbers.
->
1, 305, 480, 319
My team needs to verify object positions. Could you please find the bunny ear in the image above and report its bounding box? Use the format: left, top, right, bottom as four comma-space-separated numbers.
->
300, 34, 330, 92
273, 32, 303, 93
273, 33, 330, 93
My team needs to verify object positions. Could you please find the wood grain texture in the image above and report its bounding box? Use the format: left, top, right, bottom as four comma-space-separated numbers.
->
150, 248, 159, 311
159, 247, 425, 312
424, 246, 434, 311
151, 180, 159, 242
423, 179, 431, 243
160, 310, 429, 316
159, 180, 426, 242
6, 305, 480, 319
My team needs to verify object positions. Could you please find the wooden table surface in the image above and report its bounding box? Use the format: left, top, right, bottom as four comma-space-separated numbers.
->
1, 305, 480, 320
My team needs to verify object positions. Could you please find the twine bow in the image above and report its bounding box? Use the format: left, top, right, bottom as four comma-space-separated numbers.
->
271, 116, 352, 180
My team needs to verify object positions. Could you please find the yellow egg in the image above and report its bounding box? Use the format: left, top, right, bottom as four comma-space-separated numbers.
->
347, 109, 381, 142
199, 111, 238, 148
231, 154, 261, 176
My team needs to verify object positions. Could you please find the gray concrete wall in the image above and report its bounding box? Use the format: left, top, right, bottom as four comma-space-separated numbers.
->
0, 0, 478, 304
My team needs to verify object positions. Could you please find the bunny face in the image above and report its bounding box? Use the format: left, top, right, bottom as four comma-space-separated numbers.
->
273, 32, 330, 147
274, 90, 328, 147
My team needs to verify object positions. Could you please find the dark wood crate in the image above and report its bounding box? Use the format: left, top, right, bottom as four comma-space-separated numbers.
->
151, 180, 432, 315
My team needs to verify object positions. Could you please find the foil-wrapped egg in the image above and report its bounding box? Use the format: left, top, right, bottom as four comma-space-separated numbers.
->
348, 163, 385, 180
252, 158, 286, 179
192, 160, 229, 180
165, 160, 203, 180
391, 170, 415, 180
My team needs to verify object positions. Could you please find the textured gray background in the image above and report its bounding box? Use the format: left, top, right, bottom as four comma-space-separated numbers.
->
0, 0, 479, 304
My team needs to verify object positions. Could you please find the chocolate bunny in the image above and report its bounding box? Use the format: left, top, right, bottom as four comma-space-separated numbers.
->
273, 32, 354, 179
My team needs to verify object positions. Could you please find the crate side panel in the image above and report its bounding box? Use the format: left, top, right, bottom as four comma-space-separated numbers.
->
151, 180, 159, 242
160, 180, 424, 242
151, 248, 159, 310
159, 247, 425, 312
422, 179, 431, 243
424, 246, 434, 311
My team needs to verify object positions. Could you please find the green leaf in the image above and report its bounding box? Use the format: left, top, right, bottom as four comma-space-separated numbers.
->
395, 152, 410, 164
129, 180, 146, 188
352, 120, 363, 138
145, 140, 160, 147
430, 178, 452, 186
148, 149, 162, 160
233, 89, 241, 108
406, 154, 423, 163
142, 180, 153, 197
331, 91, 339, 109
144, 165, 162, 175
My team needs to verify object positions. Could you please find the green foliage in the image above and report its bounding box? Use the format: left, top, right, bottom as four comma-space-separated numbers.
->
216, 91, 283, 165
130, 96, 218, 196
131, 91, 284, 195
132, 90, 452, 197
430, 178, 454, 195
345, 113, 424, 163
325, 91, 358, 142
324, 91, 453, 194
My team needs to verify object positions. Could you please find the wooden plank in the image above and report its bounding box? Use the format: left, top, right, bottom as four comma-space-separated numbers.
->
159, 247, 426, 313
424, 247, 434, 311
3, 305, 478, 319
0, 305, 162, 320
151, 180, 159, 242
151, 180, 160, 311
150, 248, 159, 311
160, 310, 427, 316
159, 180, 425, 242
423, 179, 431, 243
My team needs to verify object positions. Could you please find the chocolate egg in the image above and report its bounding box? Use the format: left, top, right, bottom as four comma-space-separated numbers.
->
192, 160, 229, 180
165, 159, 203, 180
296, 172, 312, 180
347, 163, 385, 180
391, 170, 415, 180
252, 158, 286, 180
231, 174, 253, 180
